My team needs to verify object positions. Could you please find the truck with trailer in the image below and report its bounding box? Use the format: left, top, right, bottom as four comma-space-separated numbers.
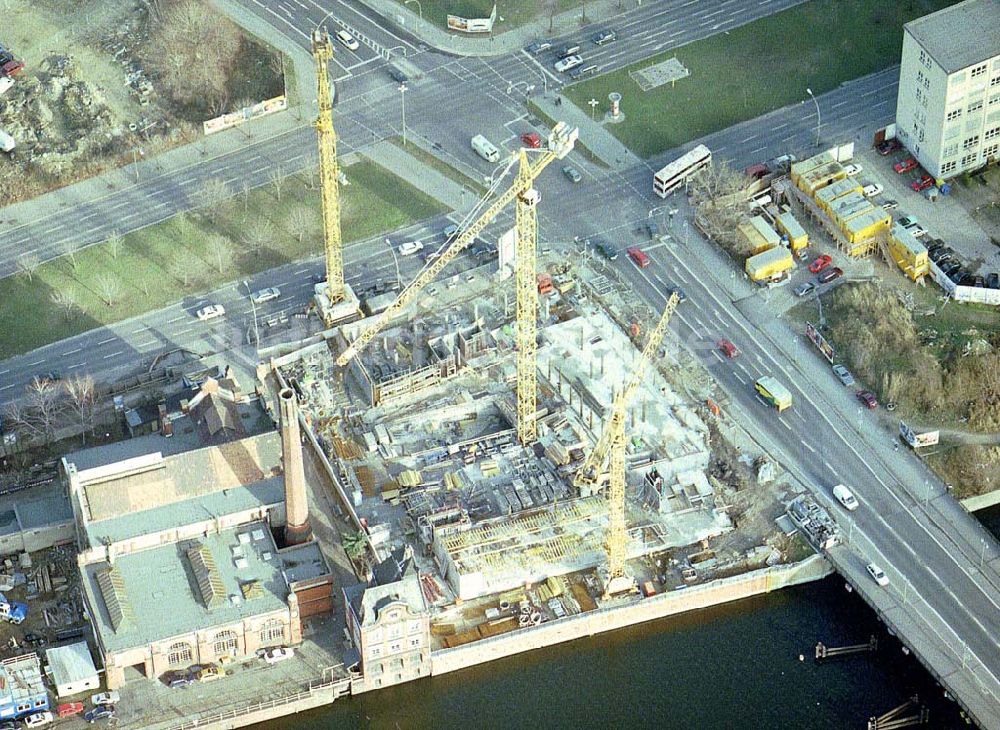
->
754, 376, 792, 412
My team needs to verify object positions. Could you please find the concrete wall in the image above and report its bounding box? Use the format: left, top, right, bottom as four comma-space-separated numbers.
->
431, 555, 832, 676
0, 519, 74, 556
961, 488, 1000, 512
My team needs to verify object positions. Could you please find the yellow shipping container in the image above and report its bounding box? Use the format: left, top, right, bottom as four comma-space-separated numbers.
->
739, 215, 781, 255
790, 151, 836, 185
888, 223, 929, 281
745, 246, 794, 281
796, 162, 847, 195
775, 211, 809, 252
815, 178, 864, 212
841, 209, 891, 244
829, 193, 873, 225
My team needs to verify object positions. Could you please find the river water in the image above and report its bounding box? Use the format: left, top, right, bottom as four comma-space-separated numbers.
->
262, 505, 1000, 729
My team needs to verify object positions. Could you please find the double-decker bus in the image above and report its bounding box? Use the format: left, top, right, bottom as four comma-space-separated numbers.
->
653, 144, 712, 198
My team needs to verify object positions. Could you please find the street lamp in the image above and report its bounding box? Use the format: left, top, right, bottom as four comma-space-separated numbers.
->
404, 0, 422, 19
242, 280, 260, 353
806, 87, 821, 148
398, 83, 408, 146
384, 238, 401, 290
588, 98, 600, 120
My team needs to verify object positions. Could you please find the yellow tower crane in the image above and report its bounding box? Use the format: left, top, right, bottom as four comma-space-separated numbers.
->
574, 291, 680, 597
336, 123, 579, 445
312, 28, 345, 314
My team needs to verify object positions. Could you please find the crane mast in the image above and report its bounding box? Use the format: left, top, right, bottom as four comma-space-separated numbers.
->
515, 149, 540, 445
312, 29, 345, 310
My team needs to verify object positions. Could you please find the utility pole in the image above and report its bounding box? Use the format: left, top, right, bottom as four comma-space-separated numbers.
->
399, 83, 408, 146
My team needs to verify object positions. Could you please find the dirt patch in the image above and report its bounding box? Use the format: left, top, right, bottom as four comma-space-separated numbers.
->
0, 0, 284, 207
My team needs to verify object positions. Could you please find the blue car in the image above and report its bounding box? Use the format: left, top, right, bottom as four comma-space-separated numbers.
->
84, 706, 115, 723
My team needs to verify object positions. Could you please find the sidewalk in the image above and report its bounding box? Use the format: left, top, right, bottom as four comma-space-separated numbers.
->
532, 92, 643, 171
361, 140, 468, 211
356, 0, 638, 57
0, 0, 316, 234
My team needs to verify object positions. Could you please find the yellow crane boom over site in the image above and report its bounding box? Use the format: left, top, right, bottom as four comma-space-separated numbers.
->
574, 291, 680, 596
336, 122, 578, 370
312, 28, 345, 309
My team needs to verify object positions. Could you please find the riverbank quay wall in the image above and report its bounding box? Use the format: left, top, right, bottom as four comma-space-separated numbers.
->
431, 555, 832, 676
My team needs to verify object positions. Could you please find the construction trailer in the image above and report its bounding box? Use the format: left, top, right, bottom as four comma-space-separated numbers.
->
738, 215, 782, 255
841, 209, 892, 246
814, 177, 864, 213
774, 211, 809, 252
888, 224, 929, 281
745, 246, 794, 282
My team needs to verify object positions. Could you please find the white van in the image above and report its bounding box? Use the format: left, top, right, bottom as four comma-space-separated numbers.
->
336, 30, 360, 51
832, 484, 859, 511
471, 134, 500, 163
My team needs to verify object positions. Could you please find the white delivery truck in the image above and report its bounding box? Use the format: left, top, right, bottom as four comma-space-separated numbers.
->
0, 129, 15, 154
471, 134, 500, 163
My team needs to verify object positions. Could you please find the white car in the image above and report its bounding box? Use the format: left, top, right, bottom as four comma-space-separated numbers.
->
554, 55, 583, 73
262, 647, 294, 664
907, 224, 928, 238
833, 484, 859, 511
399, 240, 424, 256
843, 163, 863, 176
24, 712, 53, 728
196, 304, 226, 321
862, 183, 883, 198
336, 30, 360, 51
866, 562, 889, 587
250, 287, 281, 304
91, 691, 120, 706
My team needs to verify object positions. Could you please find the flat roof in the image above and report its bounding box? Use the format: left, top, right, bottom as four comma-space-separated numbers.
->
81, 522, 288, 653
905, 0, 1000, 74
279, 542, 331, 585
46, 642, 97, 686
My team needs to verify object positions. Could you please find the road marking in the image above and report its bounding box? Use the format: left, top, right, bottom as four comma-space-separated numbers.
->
64, 348, 81, 355
733, 372, 746, 384
96, 337, 116, 345
102, 351, 123, 359
26, 360, 44, 366
136, 341, 161, 349
0, 384, 13, 391
823, 459, 836, 474
67, 363, 85, 369
780, 419, 792, 431
167, 315, 185, 323
740, 135, 758, 144
802, 441, 816, 453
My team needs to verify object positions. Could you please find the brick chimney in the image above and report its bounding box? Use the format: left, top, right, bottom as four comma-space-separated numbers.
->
279, 388, 311, 545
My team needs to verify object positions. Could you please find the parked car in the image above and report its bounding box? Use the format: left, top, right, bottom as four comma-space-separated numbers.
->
442, 223, 459, 240
250, 287, 280, 304
866, 562, 889, 587
562, 165, 582, 183
196, 304, 225, 321
843, 163, 863, 177
197, 664, 225, 682
387, 66, 408, 83
881, 199, 899, 211
987, 273, 1000, 289
554, 55, 583, 73
569, 63, 599, 80
832, 364, 855, 387
862, 183, 883, 198
591, 236, 617, 261
897, 215, 919, 228
262, 647, 295, 664
794, 281, 816, 297
525, 40, 552, 54
399, 240, 424, 256
817, 267, 844, 284
911, 174, 934, 192
557, 44, 581, 58
856, 390, 878, 409
23, 712, 53, 728
893, 158, 918, 174
520, 131, 541, 148
591, 29, 616, 45
83, 706, 115, 724
876, 139, 902, 155
164, 670, 195, 689
717, 339, 740, 359
336, 30, 359, 51
56, 703, 84, 718
645, 220, 661, 239
941, 261, 963, 277
948, 267, 967, 284
91, 692, 120, 707
907, 223, 928, 238
808, 254, 832, 274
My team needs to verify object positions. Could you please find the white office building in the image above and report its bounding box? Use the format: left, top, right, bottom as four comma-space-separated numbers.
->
895, 0, 1000, 179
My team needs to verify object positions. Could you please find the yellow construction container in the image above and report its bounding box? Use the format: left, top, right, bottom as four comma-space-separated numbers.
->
841, 209, 892, 244
739, 215, 782, 255
745, 246, 794, 281
790, 151, 836, 185
830, 193, 873, 226
775, 211, 809, 252
797, 162, 847, 195
814, 178, 864, 213
888, 223, 929, 281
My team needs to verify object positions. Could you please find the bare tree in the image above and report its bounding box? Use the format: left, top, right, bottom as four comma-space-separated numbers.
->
64, 373, 98, 446
206, 235, 232, 273
17, 253, 41, 281
95, 273, 124, 307
241, 180, 251, 216
301, 164, 318, 191
544, 0, 559, 32
59, 238, 78, 269
242, 219, 274, 257
106, 229, 124, 259
269, 165, 287, 202
175, 212, 194, 240
51, 288, 79, 320
196, 178, 233, 223
287, 205, 313, 243
689, 161, 755, 258
22, 377, 66, 445
171, 254, 200, 287
269, 52, 285, 83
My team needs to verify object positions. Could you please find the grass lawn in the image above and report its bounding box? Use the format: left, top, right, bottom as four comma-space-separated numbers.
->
388, 138, 486, 193
395, 0, 579, 31
565, 0, 961, 158
0, 160, 445, 358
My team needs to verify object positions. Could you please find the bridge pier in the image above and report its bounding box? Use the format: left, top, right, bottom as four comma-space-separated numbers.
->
814, 635, 878, 661
867, 696, 930, 730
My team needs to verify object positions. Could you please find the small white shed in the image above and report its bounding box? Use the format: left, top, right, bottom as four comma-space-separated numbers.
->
46, 642, 100, 698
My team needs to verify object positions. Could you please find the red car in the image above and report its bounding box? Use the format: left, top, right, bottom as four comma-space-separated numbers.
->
57, 703, 84, 718
856, 390, 878, 409
717, 339, 740, 359
894, 158, 918, 174
627, 246, 650, 268
911, 175, 934, 192
876, 139, 901, 156
817, 266, 843, 284
520, 132, 541, 148
808, 254, 832, 274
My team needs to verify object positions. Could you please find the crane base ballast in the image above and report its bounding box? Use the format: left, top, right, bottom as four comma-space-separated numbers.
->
314, 281, 360, 325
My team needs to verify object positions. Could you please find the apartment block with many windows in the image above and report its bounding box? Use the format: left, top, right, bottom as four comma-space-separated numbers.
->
895, 0, 1000, 179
